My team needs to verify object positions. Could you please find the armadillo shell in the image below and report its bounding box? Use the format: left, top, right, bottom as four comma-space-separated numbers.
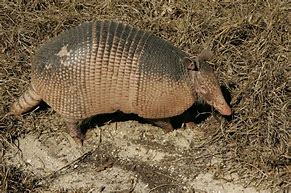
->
31, 20, 194, 120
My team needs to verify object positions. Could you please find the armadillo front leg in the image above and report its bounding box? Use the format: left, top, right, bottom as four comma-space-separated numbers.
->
148, 118, 174, 133
65, 119, 85, 145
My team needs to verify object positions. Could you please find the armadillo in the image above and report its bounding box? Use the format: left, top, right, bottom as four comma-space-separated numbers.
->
10, 20, 231, 144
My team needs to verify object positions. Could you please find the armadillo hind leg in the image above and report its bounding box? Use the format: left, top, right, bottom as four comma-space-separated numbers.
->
148, 118, 174, 133
65, 119, 85, 145
10, 85, 42, 115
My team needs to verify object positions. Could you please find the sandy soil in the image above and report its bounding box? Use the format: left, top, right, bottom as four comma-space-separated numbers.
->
4, 117, 271, 193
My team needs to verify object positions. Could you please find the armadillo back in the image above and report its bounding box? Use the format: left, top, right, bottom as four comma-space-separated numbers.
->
32, 21, 194, 120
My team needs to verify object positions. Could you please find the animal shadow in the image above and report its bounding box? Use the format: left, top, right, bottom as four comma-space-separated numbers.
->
79, 111, 146, 134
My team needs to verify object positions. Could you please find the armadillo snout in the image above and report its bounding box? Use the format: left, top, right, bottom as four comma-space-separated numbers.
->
216, 104, 232, 115
211, 95, 232, 116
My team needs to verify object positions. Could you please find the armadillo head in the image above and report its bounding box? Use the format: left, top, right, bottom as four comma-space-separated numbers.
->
185, 50, 232, 116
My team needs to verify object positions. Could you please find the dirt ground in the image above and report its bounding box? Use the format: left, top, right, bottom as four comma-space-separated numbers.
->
2, 118, 275, 193
0, 0, 290, 193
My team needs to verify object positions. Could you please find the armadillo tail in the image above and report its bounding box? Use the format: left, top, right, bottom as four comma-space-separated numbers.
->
10, 86, 42, 115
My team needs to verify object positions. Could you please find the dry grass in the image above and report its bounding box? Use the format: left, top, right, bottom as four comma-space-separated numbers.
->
0, 0, 290, 192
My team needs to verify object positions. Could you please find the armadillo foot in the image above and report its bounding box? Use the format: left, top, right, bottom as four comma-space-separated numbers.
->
148, 118, 174, 133
65, 120, 85, 145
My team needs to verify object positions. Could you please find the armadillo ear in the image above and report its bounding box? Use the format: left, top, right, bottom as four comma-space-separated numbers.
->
183, 57, 199, 71
197, 49, 213, 61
